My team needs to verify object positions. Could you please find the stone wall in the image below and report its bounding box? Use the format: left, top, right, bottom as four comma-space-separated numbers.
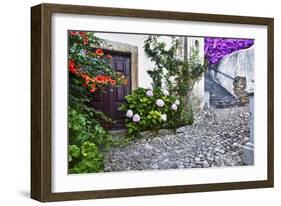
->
233, 76, 249, 106
212, 46, 254, 96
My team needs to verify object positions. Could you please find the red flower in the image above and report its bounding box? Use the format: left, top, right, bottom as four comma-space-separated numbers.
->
80, 73, 95, 87
84, 75, 91, 84
94, 75, 113, 84
106, 54, 112, 59
110, 79, 116, 86
90, 84, 97, 93
79, 32, 86, 36
68, 60, 76, 74
69, 31, 79, 36
83, 37, 89, 45
94, 75, 105, 83
95, 49, 104, 56
103, 76, 111, 83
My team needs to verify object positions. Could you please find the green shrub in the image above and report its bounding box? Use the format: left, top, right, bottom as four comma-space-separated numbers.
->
175, 106, 194, 127
69, 141, 104, 174
119, 87, 192, 137
68, 107, 113, 151
68, 107, 114, 173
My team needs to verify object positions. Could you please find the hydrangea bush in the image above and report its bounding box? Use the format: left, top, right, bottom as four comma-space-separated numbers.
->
119, 88, 194, 137
204, 37, 254, 65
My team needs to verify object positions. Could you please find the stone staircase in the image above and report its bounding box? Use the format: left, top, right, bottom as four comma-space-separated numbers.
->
204, 73, 238, 108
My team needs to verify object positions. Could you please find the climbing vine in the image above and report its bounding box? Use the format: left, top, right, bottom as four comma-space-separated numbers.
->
144, 35, 206, 104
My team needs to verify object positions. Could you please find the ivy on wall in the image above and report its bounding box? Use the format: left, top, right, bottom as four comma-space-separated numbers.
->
144, 35, 206, 105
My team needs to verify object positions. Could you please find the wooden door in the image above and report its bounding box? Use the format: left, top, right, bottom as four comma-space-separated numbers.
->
90, 52, 131, 130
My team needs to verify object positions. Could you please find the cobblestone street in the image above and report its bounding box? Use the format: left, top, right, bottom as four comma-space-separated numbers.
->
104, 107, 250, 172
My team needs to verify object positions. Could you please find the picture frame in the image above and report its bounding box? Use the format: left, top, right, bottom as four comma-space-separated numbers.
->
31, 3, 274, 202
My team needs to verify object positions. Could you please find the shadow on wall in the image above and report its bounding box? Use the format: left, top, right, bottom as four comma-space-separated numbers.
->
18, 190, 30, 198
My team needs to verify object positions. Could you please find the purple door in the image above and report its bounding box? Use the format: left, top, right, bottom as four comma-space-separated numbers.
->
90, 53, 131, 130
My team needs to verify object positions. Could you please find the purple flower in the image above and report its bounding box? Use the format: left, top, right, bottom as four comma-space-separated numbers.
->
156, 99, 165, 107
126, 110, 133, 118
132, 114, 141, 122
171, 104, 178, 111
204, 37, 254, 65
146, 90, 153, 97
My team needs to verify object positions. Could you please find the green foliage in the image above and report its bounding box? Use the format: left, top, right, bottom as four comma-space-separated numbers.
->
144, 35, 206, 100
68, 107, 113, 151
68, 31, 124, 173
69, 145, 81, 159
69, 141, 104, 174
175, 106, 194, 127
119, 87, 193, 137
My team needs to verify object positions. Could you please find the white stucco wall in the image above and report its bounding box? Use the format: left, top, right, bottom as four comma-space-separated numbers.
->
215, 46, 255, 95
187, 37, 205, 111
95, 33, 204, 110
96, 33, 154, 88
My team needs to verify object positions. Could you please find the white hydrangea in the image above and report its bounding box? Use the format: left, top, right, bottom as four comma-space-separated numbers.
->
175, 99, 180, 105
132, 114, 141, 122
160, 114, 167, 122
146, 90, 153, 97
156, 99, 165, 107
126, 109, 133, 118
171, 104, 178, 111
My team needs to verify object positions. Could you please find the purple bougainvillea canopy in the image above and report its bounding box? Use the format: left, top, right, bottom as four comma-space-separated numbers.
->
204, 37, 254, 65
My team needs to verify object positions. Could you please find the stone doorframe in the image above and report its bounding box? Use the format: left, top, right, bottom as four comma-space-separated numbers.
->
90, 39, 138, 90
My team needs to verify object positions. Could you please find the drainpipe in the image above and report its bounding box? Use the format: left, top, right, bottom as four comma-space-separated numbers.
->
184, 37, 188, 61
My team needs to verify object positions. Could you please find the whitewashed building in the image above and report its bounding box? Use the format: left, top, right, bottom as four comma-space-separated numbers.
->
93, 33, 205, 112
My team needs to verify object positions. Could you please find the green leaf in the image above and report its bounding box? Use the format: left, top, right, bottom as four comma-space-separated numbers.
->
81, 141, 98, 157
69, 145, 81, 158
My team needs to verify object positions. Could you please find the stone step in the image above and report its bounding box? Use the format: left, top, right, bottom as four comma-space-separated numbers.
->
204, 73, 238, 108
210, 98, 237, 102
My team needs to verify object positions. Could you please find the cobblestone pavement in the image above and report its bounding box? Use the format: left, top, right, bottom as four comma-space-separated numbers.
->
104, 107, 250, 172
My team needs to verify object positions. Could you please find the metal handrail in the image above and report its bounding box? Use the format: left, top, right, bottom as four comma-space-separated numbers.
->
209, 68, 235, 80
